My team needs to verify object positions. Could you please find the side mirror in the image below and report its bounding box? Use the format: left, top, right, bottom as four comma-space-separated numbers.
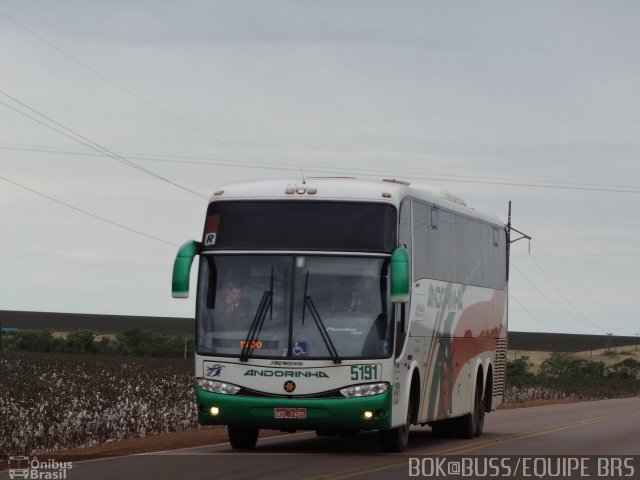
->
172, 240, 200, 298
390, 245, 409, 303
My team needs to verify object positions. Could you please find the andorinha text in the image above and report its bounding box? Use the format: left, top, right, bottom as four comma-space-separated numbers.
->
244, 369, 329, 378
427, 285, 464, 311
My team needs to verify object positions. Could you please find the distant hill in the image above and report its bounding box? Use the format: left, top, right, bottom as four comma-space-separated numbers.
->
507, 331, 639, 352
2, 310, 638, 352
0, 310, 193, 334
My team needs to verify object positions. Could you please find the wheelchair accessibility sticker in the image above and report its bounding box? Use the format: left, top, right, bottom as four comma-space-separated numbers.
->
292, 341, 307, 356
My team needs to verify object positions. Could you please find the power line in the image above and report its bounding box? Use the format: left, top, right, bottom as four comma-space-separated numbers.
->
0, 175, 179, 247
527, 253, 607, 333
525, 248, 637, 335
527, 245, 612, 311
0, 7, 267, 165
4, 9, 640, 197
3, 142, 640, 196
509, 293, 555, 333
0, 142, 297, 174
511, 264, 606, 334
0, 90, 208, 200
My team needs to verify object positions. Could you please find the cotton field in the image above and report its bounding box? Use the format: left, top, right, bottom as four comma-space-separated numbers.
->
0, 352, 197, 455
503, 375, 640, 405
2, 351, 638, 455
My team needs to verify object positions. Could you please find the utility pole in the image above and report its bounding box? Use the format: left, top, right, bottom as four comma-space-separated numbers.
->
606, 333, 613, 353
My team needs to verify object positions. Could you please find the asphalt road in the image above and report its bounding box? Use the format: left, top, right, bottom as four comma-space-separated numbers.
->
4, 397, 639, 480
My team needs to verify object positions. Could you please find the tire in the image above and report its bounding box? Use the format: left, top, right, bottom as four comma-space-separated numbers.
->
475, 389, 485, 436
455, 412, 475, 439
455, 377, 483, 439
479, 373, 492, 436
380, 390, 414, 452
431, 419, 454, 438
380, 420, 410, 452
228, 426, 259, 449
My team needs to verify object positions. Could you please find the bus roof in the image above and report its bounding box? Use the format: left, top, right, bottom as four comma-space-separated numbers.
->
210, 177, 504, 227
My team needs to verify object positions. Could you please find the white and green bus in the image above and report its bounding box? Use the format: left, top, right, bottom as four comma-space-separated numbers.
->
172, 178, 508, 451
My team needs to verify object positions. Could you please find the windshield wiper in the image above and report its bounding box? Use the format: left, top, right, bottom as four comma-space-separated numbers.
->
302, 271, 341, 364
240, 266, 273, 362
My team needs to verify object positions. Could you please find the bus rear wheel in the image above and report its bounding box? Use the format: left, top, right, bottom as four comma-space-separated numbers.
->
228, 426, 259, 450
455, 377, 484, 439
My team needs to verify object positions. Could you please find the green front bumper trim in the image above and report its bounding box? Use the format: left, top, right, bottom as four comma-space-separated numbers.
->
197, 388, 392, 431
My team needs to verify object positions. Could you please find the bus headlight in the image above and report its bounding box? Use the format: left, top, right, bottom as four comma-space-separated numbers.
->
340, 383, 389, 398
197, 378, 241, 395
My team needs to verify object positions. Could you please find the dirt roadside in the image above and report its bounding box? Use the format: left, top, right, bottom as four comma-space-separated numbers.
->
49, 427, 287, 461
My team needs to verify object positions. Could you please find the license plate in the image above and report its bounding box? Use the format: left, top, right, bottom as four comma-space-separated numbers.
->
274, 407, 307, 419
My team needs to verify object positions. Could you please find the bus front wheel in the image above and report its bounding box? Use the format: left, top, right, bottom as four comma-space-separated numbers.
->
380, 389, 415, 452
228, 426, 259, 450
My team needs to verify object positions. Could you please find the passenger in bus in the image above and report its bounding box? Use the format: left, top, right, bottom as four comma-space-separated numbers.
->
347, 277, 388, 356
216, 282, 253, 329
348, 277, 379, 314
362, 312, 389, 357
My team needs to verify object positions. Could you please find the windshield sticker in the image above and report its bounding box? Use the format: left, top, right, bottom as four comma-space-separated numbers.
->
271, 360, 304, 366
292, 341, 308, 356
203, 214, 220, 246
326, 327, 364, 335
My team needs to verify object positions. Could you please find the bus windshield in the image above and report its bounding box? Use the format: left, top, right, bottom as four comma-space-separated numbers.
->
196, 255, 392, 360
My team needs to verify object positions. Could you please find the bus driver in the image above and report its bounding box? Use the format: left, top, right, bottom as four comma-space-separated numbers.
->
217, 282, 252, 328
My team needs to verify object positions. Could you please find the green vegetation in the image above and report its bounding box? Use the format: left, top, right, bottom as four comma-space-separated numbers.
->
506, 356, 534, 377
606, 358, 640, 379
535, 351, 640, 380
538, 351, 606, 379
1, 328, 195, 358
505, 351, 640, 404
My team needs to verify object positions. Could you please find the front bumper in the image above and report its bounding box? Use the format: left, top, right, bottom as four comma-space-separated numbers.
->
197, 388, 393, 431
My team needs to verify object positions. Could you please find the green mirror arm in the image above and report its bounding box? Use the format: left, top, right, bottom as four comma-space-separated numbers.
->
390, 245, 410, 303
172, 240, 201, 298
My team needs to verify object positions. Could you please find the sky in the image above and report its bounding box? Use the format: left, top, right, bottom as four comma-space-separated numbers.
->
1, 1, 639, 336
